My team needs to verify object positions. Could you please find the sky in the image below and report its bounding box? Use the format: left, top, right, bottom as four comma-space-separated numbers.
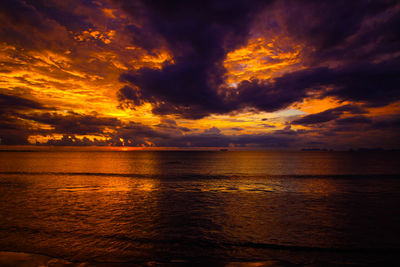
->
0, 0, 399, 150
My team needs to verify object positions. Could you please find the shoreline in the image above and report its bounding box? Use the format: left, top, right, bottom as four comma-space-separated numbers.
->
0, 251, 76, 267
0, 250, 305, 267
1, 250, 395, 266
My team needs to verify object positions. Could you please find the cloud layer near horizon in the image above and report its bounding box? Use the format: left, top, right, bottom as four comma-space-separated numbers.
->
0, 0, 399, 149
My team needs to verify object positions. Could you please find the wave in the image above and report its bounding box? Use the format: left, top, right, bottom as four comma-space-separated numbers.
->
0, 171, 399, 180
2, 224, 399, 255
229, 241, 400, 254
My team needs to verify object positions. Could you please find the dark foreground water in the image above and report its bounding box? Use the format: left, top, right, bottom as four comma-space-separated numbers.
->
0, 151, 400, 266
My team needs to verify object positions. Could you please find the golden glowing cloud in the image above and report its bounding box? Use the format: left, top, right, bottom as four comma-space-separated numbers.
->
224, 36, 303, 85
1, 1, 397, 149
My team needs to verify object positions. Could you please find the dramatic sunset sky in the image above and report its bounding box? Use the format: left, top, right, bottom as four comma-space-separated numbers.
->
0, 0, 399, 149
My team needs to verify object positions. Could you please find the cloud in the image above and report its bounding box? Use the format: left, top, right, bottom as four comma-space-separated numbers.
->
32, 115, 302, 148
321, 59, 400, 107
117, 0, 400, 119
278, 0, 397, 51
0, 0, 399, 149
0, 0, 73, 51
0, 93, 48, 112
0, 108, 121, 145
335, 115, 372, 125
0, 93, 51, 145
22, 111, 121, 135
117, 85, 143, 107
371, 115, 400, 130
203, 127, 221, 135
259, 123, 276, 128
231, 127, 244, 131
0, 114, 32, 145
117, 0, 272, 118
43, 135, 109, 146
292, 105, 367, 125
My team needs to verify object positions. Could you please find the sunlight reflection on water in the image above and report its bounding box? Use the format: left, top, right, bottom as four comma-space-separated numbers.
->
0, 151, 399, 265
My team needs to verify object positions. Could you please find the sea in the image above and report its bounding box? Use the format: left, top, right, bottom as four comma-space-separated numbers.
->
0, 150, 399, 266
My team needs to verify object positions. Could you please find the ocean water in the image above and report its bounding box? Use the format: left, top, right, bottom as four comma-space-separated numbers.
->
0, 151, 400, 266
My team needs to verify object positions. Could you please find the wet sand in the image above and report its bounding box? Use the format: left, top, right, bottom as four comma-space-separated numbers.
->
0, 251, 379, 267
0, 251, 303, 267
0, 251, 76, 267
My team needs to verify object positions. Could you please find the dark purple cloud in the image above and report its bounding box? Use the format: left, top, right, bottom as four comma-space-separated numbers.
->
117, 0, 272, 118
292, 105, 367, 125
0, 93, 48, 112
22, 0, 95, 32
21, 112, 121, 135
279, 0, 398, 52
0, 94, 51, 144
44, 135, 110, 146
0, 0, 69, 51
231, 127, 244, 131
1, 0, 399, 149
0, 113, 32, 145
0, 108, 120, 145
335, 116, 372, 125
117, 0, 400, 119
26, 110, 400, 149
118, 86, 143, 108
371, 115, 400, 130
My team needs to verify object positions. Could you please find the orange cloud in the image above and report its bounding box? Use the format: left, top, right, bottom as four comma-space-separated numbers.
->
224, 36, 303, 85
